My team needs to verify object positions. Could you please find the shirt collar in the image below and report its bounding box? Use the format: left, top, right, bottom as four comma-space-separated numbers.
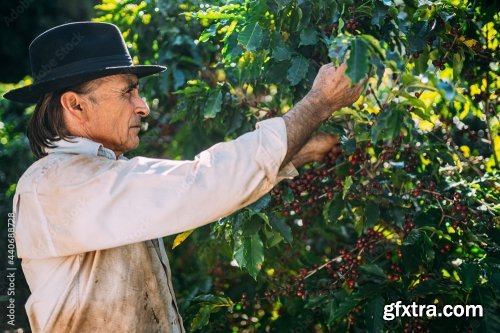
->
45, 137, 125, 160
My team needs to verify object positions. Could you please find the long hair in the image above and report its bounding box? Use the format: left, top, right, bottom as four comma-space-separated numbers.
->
27, 82, 96, 159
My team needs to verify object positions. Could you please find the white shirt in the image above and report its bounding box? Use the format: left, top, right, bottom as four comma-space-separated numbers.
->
13, 118, 297, 332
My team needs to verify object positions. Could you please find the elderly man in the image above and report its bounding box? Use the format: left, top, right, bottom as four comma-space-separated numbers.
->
5, 22, 362, 332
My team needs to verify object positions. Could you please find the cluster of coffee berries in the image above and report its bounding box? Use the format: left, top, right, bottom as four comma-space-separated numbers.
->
348, 148, 368, 176
386, 264, 402, 282
378, 136, 403, 161
344, 5, 360, 33
273, 268, 309, 299
403, 318, 430, 333
403, 216, 416, 234
271, 149, 343, 217
439, 243, 452, 254
403, 146, 419, 172
411, 179, 440, 200
432, 57, 447, 70
330, 250, 362, 290
449, 193, 468, 228
323, 23, 338, 35
264, 107, 279, 119
345, 18, 360, 33
412, 50, 424, 59
356, 228, 384, 252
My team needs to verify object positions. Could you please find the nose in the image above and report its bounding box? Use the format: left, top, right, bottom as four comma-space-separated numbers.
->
134, 95, 150, 117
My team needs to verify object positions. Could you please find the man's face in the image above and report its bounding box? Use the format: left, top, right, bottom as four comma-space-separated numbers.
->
80, 74, 149, 157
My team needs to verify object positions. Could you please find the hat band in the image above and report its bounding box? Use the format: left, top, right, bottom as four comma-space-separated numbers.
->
33, 54, 133, 82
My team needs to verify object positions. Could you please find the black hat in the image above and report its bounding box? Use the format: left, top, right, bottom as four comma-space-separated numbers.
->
4, 22, 166, 103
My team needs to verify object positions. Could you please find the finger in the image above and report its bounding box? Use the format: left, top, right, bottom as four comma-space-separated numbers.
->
357, 77, 369, 90
337, 62, 348, 75
316, 133, 339, 145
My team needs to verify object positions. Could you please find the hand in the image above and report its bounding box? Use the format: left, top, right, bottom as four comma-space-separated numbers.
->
291, 133, 341, 168
305, 63, 365, 117
280, 62, 367, 169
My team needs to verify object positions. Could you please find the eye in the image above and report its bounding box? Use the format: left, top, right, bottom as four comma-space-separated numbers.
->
125, 85, 139, 95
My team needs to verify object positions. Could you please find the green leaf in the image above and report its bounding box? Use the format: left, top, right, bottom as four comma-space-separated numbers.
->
245, 234, 264, 279
233, 236, 246, 268
343, 176, 353, 199
272, 43, 292, 61
199, 24, 217, 43
192, 294, 234, 306
453, 51, 464, 79
473, 286, 500, 333
437, 79, 456, 101
328, 195, 345, 223
365, 296, 384, 333
459, 262, 480, 290
273, 0, 292, 11
247, 194, 271, 214
371, 107, 404, 142
353, 207, 366, 236
346, 38, 369, 83
409, 279, 448, 296
328, 297, 359, 324
271, 31, 292, 61
203, 90, 222, 119
173, 68, 186, 89
190, 305, 212, 331
359, 34, 385, 59
414, 208, 441, 226
392, 207, 405, 228
263, 228, 284, 248
282, 187, 294, 204
365, 201, 380, 227
402, 229, 435, 273
269, 214, 293, 243
238, 22, 265, 52
299, 28, 319, 46
266, 60, 290, 83
488, 273, 500, 302
329, 37, 351, 63
190, 295, 234, 331
287, 56, 309, 86
371, 5, 387, 27
409, 21, 428, 52
413, 47, 429, 74
242, 215, 263, 236
360, 264, 386, 278
344, 139, 357, 155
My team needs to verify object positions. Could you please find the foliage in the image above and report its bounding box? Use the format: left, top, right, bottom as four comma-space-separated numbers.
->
99, 0, 500, 332
0, 82, 34, 331
0, 0, 498, 332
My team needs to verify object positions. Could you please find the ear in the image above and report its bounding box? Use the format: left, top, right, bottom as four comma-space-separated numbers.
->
60, 91, 89, 123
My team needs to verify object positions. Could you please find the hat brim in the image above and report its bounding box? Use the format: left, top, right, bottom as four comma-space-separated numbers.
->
3, 65, 166, 104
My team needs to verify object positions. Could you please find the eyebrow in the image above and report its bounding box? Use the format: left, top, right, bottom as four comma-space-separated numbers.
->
123, 80, 139, 92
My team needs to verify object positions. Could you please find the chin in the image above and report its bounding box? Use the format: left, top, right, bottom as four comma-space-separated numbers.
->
128, 138, 140, 151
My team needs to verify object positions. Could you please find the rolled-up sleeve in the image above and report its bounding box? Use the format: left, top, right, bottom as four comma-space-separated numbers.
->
15, 118, 298, 258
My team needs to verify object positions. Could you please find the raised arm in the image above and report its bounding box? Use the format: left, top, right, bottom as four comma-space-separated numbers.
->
281, 63, 363, 168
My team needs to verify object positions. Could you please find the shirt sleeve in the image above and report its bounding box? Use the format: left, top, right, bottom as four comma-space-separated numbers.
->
16, 118, 298, 258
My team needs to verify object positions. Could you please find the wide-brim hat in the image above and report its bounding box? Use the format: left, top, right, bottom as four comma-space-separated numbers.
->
4, 22, 166, 103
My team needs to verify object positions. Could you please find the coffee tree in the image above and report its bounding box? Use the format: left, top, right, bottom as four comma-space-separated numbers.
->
97, 0, 499, 332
